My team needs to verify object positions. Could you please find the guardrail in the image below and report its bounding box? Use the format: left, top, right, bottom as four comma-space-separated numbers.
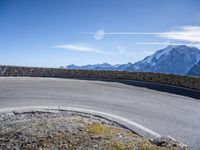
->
0, 65, 199, 91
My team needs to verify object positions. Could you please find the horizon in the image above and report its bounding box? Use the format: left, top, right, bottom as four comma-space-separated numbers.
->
67, 45, 200, 66
1, 0, 200, 67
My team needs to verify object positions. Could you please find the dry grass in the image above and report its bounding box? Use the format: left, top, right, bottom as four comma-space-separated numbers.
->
0, 111, 186, 150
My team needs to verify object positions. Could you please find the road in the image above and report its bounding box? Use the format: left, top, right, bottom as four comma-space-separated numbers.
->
0, 77, 200, 149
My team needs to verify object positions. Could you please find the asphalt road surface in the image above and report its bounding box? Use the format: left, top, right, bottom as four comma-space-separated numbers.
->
0, 77, 200, 149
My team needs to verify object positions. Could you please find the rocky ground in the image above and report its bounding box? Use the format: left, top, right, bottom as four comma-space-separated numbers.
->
0, 110, 186, 150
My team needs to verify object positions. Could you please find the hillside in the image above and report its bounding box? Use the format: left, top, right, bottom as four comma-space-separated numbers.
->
66, 45, 200, 75
187, 61, 200, 77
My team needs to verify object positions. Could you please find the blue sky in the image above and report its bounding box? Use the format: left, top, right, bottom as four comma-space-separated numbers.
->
0, 0, 200, 67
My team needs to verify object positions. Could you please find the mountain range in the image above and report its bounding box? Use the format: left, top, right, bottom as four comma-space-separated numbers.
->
66, 45, 200, 76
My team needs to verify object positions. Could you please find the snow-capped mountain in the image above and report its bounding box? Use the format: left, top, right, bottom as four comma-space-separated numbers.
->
187, 60, 200, 77
66, 45, 200, 75
126, 45, 200, 75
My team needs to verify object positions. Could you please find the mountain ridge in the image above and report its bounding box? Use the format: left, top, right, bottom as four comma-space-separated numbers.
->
66, 45, 200, 75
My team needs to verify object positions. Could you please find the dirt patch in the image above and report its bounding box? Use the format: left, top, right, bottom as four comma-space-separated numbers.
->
0, 110, 186, 150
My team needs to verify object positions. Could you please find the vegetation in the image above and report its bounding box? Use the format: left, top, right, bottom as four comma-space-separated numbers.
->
0, 111, 185, 150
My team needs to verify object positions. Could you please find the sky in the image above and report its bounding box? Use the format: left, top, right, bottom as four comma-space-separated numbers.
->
0, 0, 200, 67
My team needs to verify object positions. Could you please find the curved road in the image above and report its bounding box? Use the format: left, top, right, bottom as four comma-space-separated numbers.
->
0, 77, 200, 149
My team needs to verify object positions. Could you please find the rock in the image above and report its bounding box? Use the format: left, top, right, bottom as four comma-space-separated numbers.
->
151, 136, 187, 149
0, 110, 187, 150
91, 135, 102, 140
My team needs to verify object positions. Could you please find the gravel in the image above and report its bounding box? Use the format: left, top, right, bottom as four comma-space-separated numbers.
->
0, 110, 187, 150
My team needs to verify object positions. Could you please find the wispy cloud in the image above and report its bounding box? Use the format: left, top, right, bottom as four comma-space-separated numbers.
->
93, 29, 105, 40
55, 43, 114, 55
136, 42, 200, 48
136, 42, 195, 45
90, 26, 200, 44
91, 31, 196, 35
55, 44, 99, 52
158, 26, 200, 43
136, 26, 200, 47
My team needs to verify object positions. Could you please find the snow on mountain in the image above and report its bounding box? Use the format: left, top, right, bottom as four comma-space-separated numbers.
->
126, 45, 200, 75
66, 45, 200, 75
